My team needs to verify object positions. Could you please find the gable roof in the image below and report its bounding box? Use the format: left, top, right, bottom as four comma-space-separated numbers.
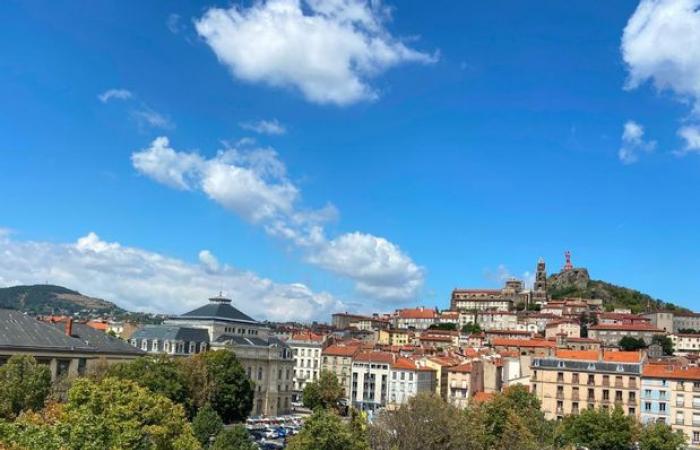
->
48, 322, 144, 356
0, 309, 94, 352
175, 296, 258, 324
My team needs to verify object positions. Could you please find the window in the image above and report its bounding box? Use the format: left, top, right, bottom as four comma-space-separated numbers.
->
258, 367, 263, 380
694, 431, 700, 444
676, 412, 684, 425
659, 402, 666, 412
572, 373, 579, 384
629, 392, 636, 402
645, 402, 652, 412
603, 390, 609, 401
557, 372, 564, 383
588, 374, 595, 385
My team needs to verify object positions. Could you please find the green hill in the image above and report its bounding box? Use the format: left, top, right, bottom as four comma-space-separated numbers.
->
0, 284, 126, 316
547, 268, 689, 314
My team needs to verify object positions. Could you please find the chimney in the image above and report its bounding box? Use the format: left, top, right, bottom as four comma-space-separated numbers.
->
65, 318, 73, 337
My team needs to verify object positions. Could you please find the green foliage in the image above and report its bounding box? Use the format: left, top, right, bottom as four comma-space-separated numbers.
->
0, 377, 201, 450
678, 328, 699, 334
369, 393, 485, 450
0, 355, 52, 419
481, 385, 553, 449
191, 404, 223, 447
651, 335, 674, 356
556, 406, 639, 450
461, 322, 482, 334
639, 422, 687, 450
211, 426, 256, 450
200, 351, 254, 423
288, 408, 368, 450
107, 355, 190, 407
428, 323, 457, 331
302, 371, 344, 411
618, 336, 647, 351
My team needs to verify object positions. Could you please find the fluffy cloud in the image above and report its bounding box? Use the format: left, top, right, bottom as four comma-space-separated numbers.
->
98, 89, 133, 103
622, 0, 700, 153
132, 136, 424, 301
678, 125, 700, 154
194, 0, 437, 105
239, 119, 287, 135
619, 120, 656, 164
0, 231, 342, 322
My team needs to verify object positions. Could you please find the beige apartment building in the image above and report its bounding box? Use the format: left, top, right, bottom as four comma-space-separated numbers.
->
531, 349, 644, 420
321, 343, 360, 400
446, 362, 475, 409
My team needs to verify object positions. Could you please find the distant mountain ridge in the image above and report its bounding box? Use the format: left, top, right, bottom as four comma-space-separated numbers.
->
547, 268, 689, 314
0, 284, 126, 316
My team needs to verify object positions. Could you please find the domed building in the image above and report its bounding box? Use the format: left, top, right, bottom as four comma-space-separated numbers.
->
131, 295, 294, 417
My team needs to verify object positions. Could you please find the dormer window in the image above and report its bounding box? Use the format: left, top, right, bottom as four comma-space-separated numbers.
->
152, 340, 159, 352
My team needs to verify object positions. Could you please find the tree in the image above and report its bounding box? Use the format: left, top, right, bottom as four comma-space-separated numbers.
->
211, 426, 256, 450
107, 355, 189, 407
618, 336, 646, 351
288, 408, 368, 450
481, 385, 552, 449
200, 350, 254, 423
461, 322, 482, 334
192, 403, 223, 447
369, 394, 485, 450
0, 355, 51, 419
0, 377, 201, 450
651, 335, 674, 356
556, 406, 639, 450
639, 422, 686, 450
428, 323, 457, 331
302, 371, 344, 410
177, 354, 214, 415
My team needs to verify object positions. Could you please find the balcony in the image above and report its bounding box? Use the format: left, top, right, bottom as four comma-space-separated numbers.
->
556, 392, 564, 400
629, 381, 638, 390
615, 382, 624, 389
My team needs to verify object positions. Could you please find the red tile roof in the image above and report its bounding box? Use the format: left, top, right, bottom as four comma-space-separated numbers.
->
643, 364, 700, 381
554, 349, 642, 363
397, 308, 437, 319
589, 323, 662, 332
491, 338, 556, 348
290, 330, 324, 342
323, 344, 360, 357
447, 362, 473, 373
354, 351, 396, 364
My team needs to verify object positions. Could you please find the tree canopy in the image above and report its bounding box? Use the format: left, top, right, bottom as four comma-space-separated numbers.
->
0, 355, 51, 419
191, 403, 223, 447
556, 406, 639, 450
287, 408, 368, 450
0, 377, 200, 450
618, 336, 646, 351
199, 350, 254, 423
107, 355, 190, 407
302, 370, 345, 411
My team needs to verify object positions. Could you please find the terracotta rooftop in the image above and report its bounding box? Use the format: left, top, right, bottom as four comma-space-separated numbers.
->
643, 364, 700, 381
589, 323, 662, 332
322, 344, 360, 357
554, 349, 642, 363
354, 351, 396, 364
290, 330, 324, 342
397, 308, 438, 319
491, 338, 556, 348
447, 362, 473, 373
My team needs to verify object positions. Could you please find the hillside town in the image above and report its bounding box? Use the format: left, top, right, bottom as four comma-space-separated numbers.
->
3, 254, 700, 448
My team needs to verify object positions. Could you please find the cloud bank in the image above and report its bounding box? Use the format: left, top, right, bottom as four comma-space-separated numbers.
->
0, 231, 342, 322
132, 136, 425, 302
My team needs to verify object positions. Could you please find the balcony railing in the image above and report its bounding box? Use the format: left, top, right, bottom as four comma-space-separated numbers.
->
556, 392, 564, 400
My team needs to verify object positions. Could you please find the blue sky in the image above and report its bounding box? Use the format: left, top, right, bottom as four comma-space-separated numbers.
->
1, 0, 700, 320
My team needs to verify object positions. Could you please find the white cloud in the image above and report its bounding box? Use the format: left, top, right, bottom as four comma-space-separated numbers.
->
132, 136, 425, 301
98, 89, 133, 103
239, 119, 287, 135
678, 125, 700, 154
622, 0, 700, 153
194, 0, 437, 105
167, 13, 184, 34
619, 120, 656, 164
0, 231, 342, 322
198, 250, 220, 273
132, 108, 174, 130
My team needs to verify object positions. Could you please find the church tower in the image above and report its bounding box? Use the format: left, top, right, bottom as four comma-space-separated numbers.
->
533, 257, 548, 301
